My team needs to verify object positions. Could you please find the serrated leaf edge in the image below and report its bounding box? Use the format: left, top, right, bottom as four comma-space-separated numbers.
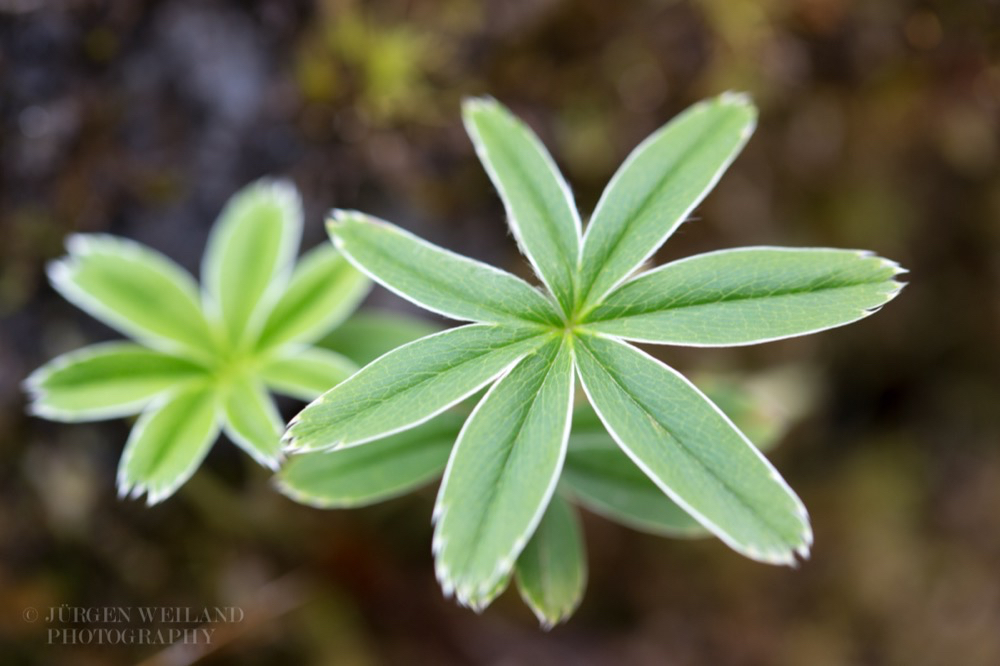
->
116, 388, 221, 506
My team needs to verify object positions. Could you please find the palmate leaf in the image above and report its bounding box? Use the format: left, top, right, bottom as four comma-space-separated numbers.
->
29, 177, 383, 505
585, 248, 906, 345
577, 93, 756, 311
327, 211, 561, 326
292, 93, 905, 624
25, 342, 208, 422
202, 179, 302, 348
515, 493, 587, 629
463, 98, 581, 316
574, 334, 811, 565
48, 235, 216, 359
285, 324, 549, 453
276, 412, 465, 508
433, 336, 574, 610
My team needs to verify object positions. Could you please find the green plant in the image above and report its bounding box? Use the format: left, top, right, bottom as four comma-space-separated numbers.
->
25, 180, 371, 504
282, 93, 905, 625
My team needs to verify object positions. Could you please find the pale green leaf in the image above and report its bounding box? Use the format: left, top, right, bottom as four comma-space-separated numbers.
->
574, 334, 811, 565
285, 324, 548, 453
585, 248, 906, 346
48, 234, 215, 357
276, 412, 465, 508
515, 493, 587, 629
564, 427, 706, 537
327, 211, 561, 326
433, 337, 573, 611
256, 243, 371, 351
577, 93, 756, 310
564, 377, 796, 537
117, 384, 220, 505
463, 97, 581, 316
25, 342, 208, 422
222, 377, 284, 469
260, 347, 358, 401
202, 179, 302, 347
318, 309, 440, 366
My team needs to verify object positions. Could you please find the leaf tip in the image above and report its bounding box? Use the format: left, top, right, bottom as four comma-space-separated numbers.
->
452, 584, 495, 614
717, 90, 754, 108
242, 177, 303, 225
326, 209, 373, 238
21, 367, 44, 398
461, 95, 500, 118
258, 176, 300, 202
324, 209, 347, 230
522, 595, 574, 631
64, 232, 97, 256
714, 91, 758, 138
280, 432, 301, 453
45, 256, 73, 291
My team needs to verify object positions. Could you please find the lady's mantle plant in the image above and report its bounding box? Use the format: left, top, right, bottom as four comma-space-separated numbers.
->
283, 93, 905, 624
26, 180, 370, 504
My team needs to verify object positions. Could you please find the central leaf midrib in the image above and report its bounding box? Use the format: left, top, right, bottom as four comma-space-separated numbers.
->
453, 342, 564, 584
141, 388, 210, 483
357, 234, 556, 326
588, 274, 887, 321
537, 508, 560, 612
579, 115, 725, 307
321, 331, 545, 433
482, 122, 577, 308
578, 338, 792, 547
85, 259, 209, 344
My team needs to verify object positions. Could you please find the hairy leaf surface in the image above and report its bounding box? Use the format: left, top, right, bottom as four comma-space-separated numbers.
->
577, 94, 756, 310
433, 337, 573, 610
515, 494, 587, 629
285, 325, 549, 452
575, 334, 811, 565
328, 211, 560, 326
464, 97, 581, 315
586, 248, 905, 345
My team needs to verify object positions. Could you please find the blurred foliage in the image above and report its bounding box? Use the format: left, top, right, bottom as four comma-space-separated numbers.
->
1, 0, 999, 664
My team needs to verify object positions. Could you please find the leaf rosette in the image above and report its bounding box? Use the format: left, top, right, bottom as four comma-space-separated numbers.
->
281, 93, 906, 625
26, 180, 371, 504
